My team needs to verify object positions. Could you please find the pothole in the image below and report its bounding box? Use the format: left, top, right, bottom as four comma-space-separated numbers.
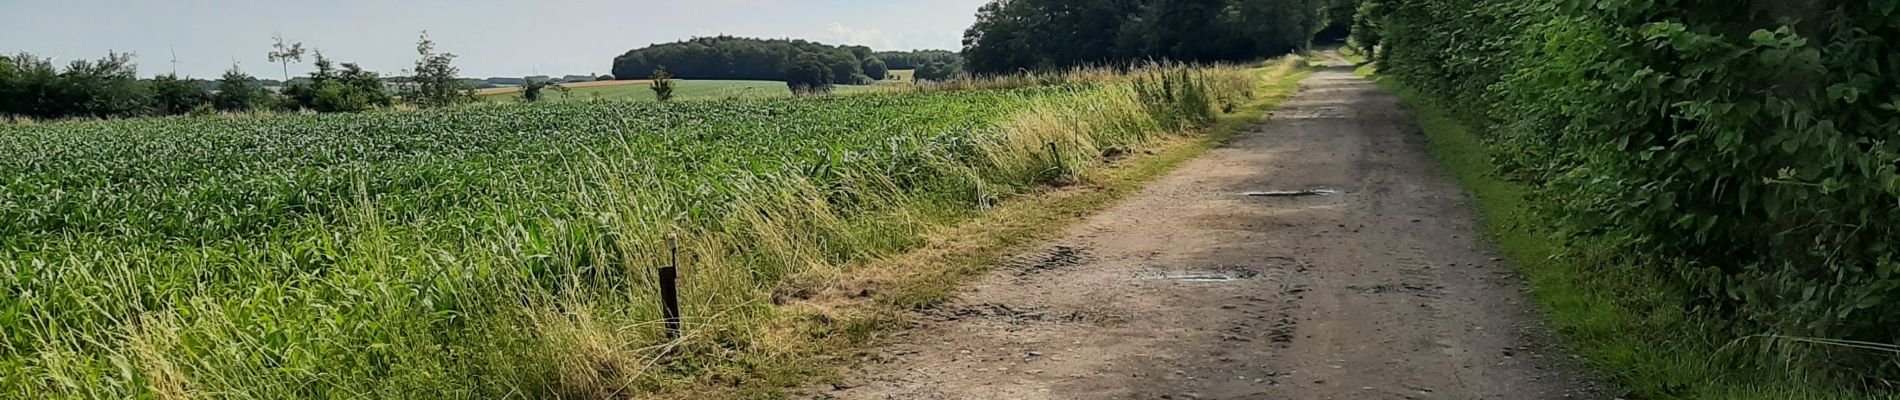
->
1243, 189, 1339, 197
1138, 264, 1264, 282
931, 303, 1124, 325
1005, 245, 1091, 277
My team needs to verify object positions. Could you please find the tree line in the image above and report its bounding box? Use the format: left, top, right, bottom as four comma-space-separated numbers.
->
0, 32, 474, 121
611, 36, 908, 94
959, 0, 1327, 75
875, 50, 965, 82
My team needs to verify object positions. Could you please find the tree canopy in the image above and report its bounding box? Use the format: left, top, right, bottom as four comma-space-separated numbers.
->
610, 36, 880, 86
961, 0, 1320, 75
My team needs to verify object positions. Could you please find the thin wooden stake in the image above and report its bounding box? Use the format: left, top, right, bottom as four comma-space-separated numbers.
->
659, 235, 682, 339
1047, 141, 1063, 174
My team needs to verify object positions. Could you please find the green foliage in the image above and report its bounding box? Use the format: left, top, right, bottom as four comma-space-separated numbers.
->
147, 74, 211, 115
1315, 0, 1359, 42
401, 31, 474, 108
611, 36, 874, 85
0, 52, 153, 120
649, 67, 675, 101
1133, 64, 1217, 130
516, 77, 558, 103
962, 0, 1318, 75
861, 57, 889, 81
785, 53, 834, 95
281, 53, 393, 113
1349, 0, 1389, 59
265, 33, 307, 83
871, 50, 961, 70
213, 65, 265, 112
1367, 0, 1900, 385
914, 60, 964, 82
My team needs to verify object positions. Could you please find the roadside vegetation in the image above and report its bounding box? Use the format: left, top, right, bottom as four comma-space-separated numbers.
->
1348, 0, 1899, 397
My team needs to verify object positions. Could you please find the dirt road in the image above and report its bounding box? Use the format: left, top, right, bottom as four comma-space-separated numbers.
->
824, 53, 1612, 399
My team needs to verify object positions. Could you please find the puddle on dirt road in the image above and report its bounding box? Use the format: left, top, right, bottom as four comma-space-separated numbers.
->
1138, 265, 1265, 282
1243, 189, 1339, 197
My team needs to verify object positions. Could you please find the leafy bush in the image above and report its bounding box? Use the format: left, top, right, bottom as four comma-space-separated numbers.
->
1365, 0, 1900, 380
914, 60, 963, 82
213, 66, 266, 112
649, 68, 676, 101
281, 54, 392, 113
862, 57, 889, 81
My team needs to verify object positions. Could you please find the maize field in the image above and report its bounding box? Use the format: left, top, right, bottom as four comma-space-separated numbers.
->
0, 63, 1267, 398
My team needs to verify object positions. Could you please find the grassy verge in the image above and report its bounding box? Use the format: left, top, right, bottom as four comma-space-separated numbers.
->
686, 61, 1314, 399
1351, 58, 1882, 399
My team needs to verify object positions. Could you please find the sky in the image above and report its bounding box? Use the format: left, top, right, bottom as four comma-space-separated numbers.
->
0, 0, 990, 79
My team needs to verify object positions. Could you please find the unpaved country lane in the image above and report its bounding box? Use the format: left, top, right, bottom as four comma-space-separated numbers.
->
823, 52, 1611, 400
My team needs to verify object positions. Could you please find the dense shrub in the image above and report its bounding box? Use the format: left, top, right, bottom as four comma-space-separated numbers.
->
147, 74, 211, 115
914, 60, 964, 82
1365, 0, 1900, 379
862, 57, 889, 81
281, 55, 392, 113
213, 66, 266, 112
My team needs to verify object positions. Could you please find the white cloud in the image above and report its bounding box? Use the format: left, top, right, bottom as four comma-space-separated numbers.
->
824, 23, 891, 48
822, 23, 962, 51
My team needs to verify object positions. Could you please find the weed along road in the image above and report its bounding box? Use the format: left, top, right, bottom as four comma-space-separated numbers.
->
826, 52, 1612, 399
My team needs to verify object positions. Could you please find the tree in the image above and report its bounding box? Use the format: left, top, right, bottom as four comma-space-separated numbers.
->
149, 74, 210, 115
402, 31, 473, 108
784, 53, 833, 95
59, 51, 150, 118
1315, 0, 1359, 43
872, 50, 960, 70
649, 67, 676, 101
266, 33, 307, 83
214, 65, 264, 112
961, 0, 1318, 75
282, 52, 392, 113
517, 77, 559, 103
1350, 0, 1390, 60
611, 36, 873, 84
861, 57, 889, 81
914, 60, 963, 82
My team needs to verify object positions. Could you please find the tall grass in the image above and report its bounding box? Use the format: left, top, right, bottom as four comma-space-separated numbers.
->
0, 60, 1271, 398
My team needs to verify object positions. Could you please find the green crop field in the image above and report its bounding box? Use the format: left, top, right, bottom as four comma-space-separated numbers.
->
0, 63, 1262, 398
478, 80, 888, 103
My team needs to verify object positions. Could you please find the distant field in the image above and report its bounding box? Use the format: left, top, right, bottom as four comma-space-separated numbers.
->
472, 79, 649, 96
885, 69, 916, 83
478, 79, 891, 103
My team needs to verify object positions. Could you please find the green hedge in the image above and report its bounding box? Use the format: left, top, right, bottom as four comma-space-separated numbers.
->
1361, 0, 1900, 380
